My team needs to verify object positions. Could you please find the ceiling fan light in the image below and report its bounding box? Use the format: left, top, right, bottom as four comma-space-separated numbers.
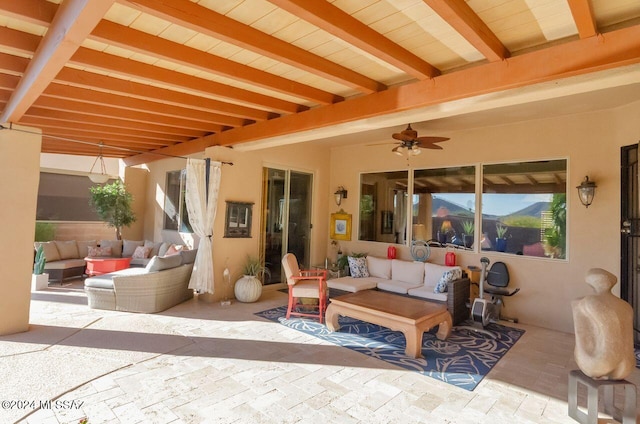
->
411, 145, 421, 155
392, 146, 404, 156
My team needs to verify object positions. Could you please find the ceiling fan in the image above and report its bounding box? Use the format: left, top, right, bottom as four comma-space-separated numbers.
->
391, 124, 450, 156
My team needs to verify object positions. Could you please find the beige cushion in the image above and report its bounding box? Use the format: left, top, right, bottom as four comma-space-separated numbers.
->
180, 249, 197, 264
391, 259, 424, 284
35, 241, 60, 262
144, 240, 162, 257
43, 258, 85, 270
424, 263, 460, 287
158, 242, 172, 257
326, 276, 378, 292
122, 239, 144, 257
76, 240, 98, 257
145, 254, 182, 272
366, 256, 391, 279
54, 241, 79, 259
100, 240, 123, 257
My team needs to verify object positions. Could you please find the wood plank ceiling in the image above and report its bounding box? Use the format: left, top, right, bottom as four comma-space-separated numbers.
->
0, 0, 639, 165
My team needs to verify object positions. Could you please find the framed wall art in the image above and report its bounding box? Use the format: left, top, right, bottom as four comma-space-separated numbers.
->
224, 201, 253, 238
330, 211, 352, 241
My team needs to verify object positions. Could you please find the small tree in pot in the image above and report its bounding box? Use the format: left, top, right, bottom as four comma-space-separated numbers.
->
89, 180, 136, 240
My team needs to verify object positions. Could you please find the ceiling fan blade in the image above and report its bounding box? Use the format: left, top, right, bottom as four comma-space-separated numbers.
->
416, 142, 444, 150
393, 134, 419, 143
416, 136, 450, 143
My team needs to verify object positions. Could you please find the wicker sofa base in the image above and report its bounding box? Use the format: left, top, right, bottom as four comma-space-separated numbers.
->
85, 264, 194, 313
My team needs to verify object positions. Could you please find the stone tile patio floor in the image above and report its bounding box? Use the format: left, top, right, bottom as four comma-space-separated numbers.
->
1, 281, 638, 424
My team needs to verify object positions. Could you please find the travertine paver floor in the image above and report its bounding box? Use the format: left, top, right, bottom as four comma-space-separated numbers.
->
1, 281, 638, 423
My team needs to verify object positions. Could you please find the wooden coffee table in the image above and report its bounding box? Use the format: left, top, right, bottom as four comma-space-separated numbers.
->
84, 257, 131, 276
325, 290, 452, 358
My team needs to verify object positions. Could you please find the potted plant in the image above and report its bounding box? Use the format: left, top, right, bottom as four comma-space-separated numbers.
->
234, 255, 271, 303
462, 220, 474, 248
31, 244, 49, 291
89, 180, 136, 240
495, 223, 508, 252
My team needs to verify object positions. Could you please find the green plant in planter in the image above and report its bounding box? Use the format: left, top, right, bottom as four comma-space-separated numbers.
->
336, 252, 367, 272
462, 220, 474, 236
496, 222, 508, 239
33, 245, 46, 275
89, 180, 136, 240
242, 255, 271, 283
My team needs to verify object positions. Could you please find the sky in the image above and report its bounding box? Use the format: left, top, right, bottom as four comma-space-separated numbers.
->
434, 193, 553, 217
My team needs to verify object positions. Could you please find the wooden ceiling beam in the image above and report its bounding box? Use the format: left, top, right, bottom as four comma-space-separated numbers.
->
19, 116, 188, 144
422, 0, 509, 62
267, 0, 440, 80
29, 95, 225, 133
91, 20, 342, 105
37, 128, 175, 150
567, 0, 598, 38
125, 24, 640, 165
55, 67, 274, 121
0, 71, 249, 127
21, 105, 206, 138
0, 27, 303, 116
122, 0, 383, 94
0, 0, 115, 122
42, 82, 251, 127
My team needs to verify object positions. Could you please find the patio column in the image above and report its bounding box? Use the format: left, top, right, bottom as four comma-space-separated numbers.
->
0, 124, 41, 335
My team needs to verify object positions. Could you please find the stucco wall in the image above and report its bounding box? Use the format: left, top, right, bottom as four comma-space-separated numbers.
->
0, 124, 41, 335
141, 144, 331, 300
330, 100, 640, 333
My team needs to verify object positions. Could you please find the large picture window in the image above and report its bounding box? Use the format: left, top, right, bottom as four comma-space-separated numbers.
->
481, 159, 567, 258
358, 159, 568, 260
163, 169, 192, 232
412, 166, 476, 248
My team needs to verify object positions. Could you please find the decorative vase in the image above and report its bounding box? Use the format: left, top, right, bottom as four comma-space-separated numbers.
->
31, 273, 49, 291
463, 234, 474, 249
234, 275, 262, 303
496, 238, 507, 252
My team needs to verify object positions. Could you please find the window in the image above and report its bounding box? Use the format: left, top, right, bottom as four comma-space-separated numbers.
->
481, 159, 567, 258
412, 166, 476, 248
358, 171, 409, 243
163, 169, 192, 232
357, 159, 568, 260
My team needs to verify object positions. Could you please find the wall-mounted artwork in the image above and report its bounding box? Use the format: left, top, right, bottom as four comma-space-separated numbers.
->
224, 201, 253, 238
330, 211, 352, 241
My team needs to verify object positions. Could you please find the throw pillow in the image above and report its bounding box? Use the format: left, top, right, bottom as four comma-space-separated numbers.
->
99, 240, 123, 257
434, 268, 462, 294
132, 245, 152, 259
87, 246, 112, 257
35, 241, 60, 262
122, 239, 144, 257
164, 244, 184, 256
348, 256, 369, 278
54, 240, 79, 260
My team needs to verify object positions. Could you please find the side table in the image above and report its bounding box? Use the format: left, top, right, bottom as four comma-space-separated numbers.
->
312, 264, 345, 280
84, 257, 132, 277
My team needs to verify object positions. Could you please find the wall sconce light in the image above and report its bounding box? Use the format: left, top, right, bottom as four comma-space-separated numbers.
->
88, 142, 110, 184
576, 176, 596, 208
334, 186, 348, 206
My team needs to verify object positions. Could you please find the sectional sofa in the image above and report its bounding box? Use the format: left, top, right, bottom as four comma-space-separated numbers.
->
84, 250, 196, 313
327, 256, 471, 325
34, 239, 185, 283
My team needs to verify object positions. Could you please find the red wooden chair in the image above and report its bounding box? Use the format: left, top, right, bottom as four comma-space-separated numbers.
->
281, 253, 328, 323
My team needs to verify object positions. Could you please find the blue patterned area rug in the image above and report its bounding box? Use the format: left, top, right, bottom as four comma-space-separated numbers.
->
255, 305, 525, 391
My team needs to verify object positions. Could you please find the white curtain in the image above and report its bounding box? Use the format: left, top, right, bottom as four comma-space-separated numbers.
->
185, 158, 221, 294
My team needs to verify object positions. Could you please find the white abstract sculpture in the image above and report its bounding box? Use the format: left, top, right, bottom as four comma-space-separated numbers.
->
572, 268, 635, 380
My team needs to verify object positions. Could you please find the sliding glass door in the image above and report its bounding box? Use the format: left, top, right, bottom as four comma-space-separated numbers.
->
261, 168, 313, 285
